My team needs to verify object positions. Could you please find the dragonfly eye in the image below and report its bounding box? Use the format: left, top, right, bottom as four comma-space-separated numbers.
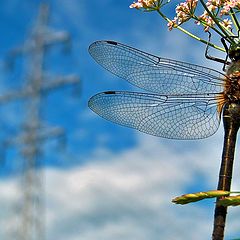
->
229, 50, 240, 61
229, 44, 240, 61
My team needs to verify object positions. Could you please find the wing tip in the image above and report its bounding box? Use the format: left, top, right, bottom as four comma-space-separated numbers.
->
88, 91, 117, 109
89, 40, 118, 51
88, 94, 98, 109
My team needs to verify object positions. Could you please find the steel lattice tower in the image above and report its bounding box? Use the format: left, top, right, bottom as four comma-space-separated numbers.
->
2, 3, 80, 240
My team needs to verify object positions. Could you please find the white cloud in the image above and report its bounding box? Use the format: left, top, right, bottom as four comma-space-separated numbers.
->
2, 132, 240, 239
1, 1, 238, 240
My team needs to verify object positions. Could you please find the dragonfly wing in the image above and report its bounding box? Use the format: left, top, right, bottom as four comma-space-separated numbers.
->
89, 41, 226, 95
88, 91, 221, 139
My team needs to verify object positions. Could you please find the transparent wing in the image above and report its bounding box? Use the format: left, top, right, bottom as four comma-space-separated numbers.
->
89, 41, 226, 95
88, 91, 222, 139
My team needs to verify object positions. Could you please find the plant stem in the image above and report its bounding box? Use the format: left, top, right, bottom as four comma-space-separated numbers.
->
230, 9, 240, 33
199, 0, 234, 43
156, 9, 225, 52
212, 103, 240, 239
192, 15, 230, 40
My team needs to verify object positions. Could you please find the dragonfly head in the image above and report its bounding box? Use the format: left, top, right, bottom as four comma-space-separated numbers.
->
229, 42, 240, 62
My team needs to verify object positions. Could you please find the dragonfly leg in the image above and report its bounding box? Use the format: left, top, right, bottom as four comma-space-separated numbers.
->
220, 37, 230, 71
204, 31, 231, 71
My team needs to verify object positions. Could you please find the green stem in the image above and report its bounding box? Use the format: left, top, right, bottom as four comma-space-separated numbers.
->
192, 15, 230, 40
221, 24, 236, 37
199, 0, 234, 43
156, 9, 225, 52
177, 7, 231, 42
230, 9, 240, 33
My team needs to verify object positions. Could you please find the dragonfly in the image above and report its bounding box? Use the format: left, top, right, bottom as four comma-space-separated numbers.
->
88, 40, 240, 240
88, 40, 240, 140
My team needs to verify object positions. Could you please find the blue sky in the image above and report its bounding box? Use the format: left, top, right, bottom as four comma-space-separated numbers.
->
1, 0, 240, 239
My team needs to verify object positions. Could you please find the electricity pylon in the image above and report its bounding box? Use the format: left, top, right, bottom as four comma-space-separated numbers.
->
2, 3, 80, 240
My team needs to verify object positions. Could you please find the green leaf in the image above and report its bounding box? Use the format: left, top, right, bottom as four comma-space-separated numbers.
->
217, 195, 240, 207
172, 190, 229, 205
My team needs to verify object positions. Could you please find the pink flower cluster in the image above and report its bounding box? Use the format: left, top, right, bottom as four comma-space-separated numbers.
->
168, 0, 198, 30
221, 0, 240, 15
130, 0, 240, 33
129, 0, 158, 9
168, 0, 239, 31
